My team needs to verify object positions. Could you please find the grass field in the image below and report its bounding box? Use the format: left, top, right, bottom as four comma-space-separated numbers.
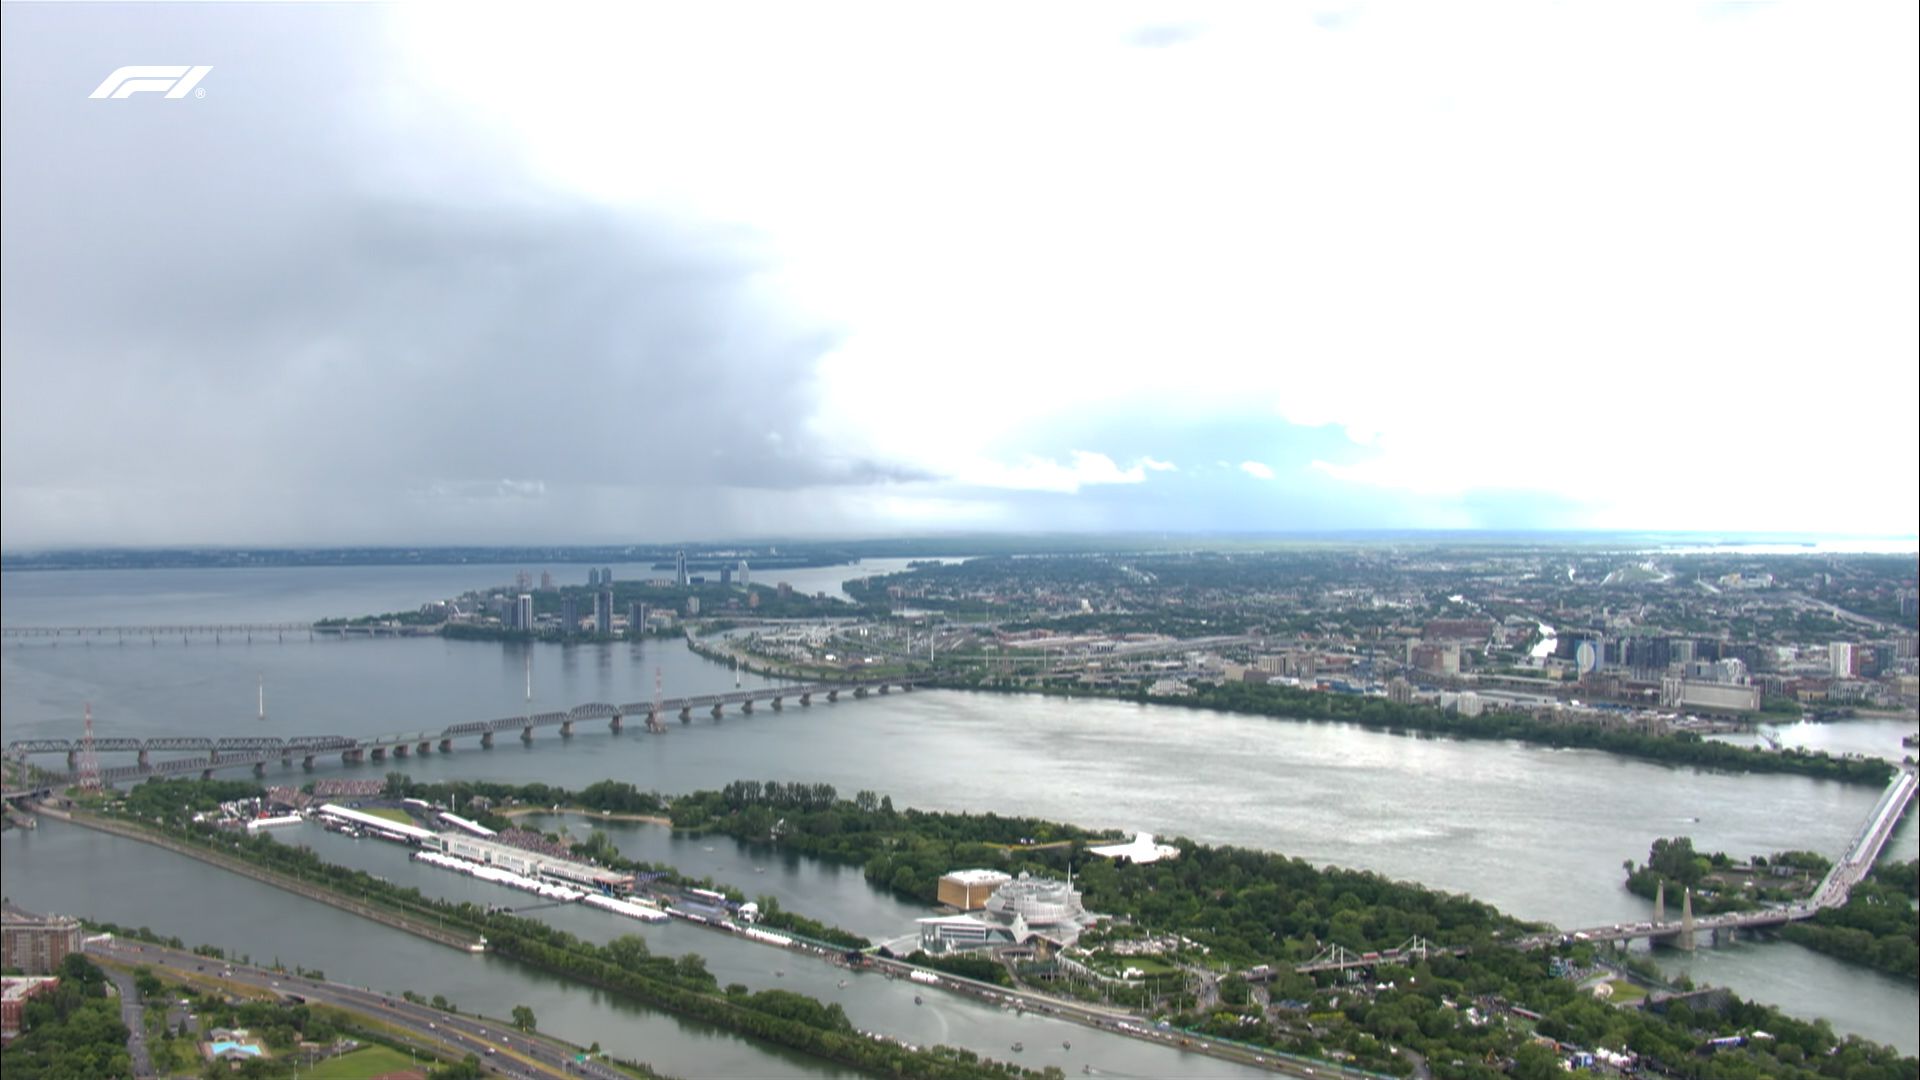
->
359, 807, 416, 826
1601, 979, 1648, 1004
307, 1044, 423, 1078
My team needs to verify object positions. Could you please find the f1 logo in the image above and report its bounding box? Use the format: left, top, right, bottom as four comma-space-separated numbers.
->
90, 66, 212, 99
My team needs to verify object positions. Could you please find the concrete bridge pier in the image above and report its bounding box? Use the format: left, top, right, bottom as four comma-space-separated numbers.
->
480, 732, 494, 749
800, 692, 812, 706
417, 741, 432, 755
771, 696, 783, 710
741, 700, 753, 714
439, 739, 453, 754
878, 684, 890, 694
609, 714, 623, 734
560, 720, 574, 738
252, 762, 267, 777
679, 707, 692, 724
200, 768, 214, 780
711, 703, 724, 719
302, 755, 316, 771
827, 690, 839, 702
520, 725, 534, 744
393, 744, 409, 758
854, 687, 868, 698
900, 683, 913, 692
138, 749, 150, 769
67, 749, 78, 772
1680, 889, 1696, 951
371, 747, 387, 761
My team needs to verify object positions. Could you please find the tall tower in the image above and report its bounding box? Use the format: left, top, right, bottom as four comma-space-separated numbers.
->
675, 550, 689, 587
77, 703, 101, 791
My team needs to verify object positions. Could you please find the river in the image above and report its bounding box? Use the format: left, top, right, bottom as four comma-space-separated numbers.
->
3, 564, 1916, 1058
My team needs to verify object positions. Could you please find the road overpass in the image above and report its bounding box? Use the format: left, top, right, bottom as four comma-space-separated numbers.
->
2, 677, 921, 798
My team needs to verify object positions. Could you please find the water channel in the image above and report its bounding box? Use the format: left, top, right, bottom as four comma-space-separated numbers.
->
3, 565, 1916, 1059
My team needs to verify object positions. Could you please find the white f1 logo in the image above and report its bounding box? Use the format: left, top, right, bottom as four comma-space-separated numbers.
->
90, 66, 212, 99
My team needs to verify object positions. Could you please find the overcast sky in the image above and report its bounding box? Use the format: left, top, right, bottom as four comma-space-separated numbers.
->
3, 2, 1915, 548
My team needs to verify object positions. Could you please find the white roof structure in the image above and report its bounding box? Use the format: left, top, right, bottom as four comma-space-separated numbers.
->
317, 803, 437, 842
1087, 832, 1180, 864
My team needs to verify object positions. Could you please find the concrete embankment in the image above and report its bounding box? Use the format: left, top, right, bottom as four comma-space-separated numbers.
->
40, 805, 485, 952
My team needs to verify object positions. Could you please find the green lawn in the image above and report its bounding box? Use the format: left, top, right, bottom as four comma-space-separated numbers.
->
359, 807, 416, 826
307, 1043, 422, 1078
1600, 978, 1648, 1004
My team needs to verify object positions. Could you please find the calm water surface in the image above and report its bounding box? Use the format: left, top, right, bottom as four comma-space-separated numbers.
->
2, 565, 1915, 1058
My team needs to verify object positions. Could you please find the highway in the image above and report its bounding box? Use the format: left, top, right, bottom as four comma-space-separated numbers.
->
85, 937, 631, 1080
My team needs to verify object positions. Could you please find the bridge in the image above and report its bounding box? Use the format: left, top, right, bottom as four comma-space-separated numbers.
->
1291, 762, 1917, 973
1296, 936, 1467, 974
2, 623, 321, 642
1514, 761, 1917, 951
1, 678, 922, 798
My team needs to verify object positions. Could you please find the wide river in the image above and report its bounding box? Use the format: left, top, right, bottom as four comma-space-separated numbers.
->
3, 563, 1916, 1065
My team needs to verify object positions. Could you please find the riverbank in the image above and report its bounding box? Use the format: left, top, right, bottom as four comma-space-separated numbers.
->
43, 804, 486, 951
502, 806, 673, 826
44, 803, 1066, 1080
934, 679, 1896, 786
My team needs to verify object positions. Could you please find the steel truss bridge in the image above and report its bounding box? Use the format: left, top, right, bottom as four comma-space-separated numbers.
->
1, 678, 921, 798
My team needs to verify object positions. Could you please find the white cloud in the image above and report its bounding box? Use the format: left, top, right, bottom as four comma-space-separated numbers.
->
960, 451, 1149, 494
1141, 457, 1178, 472
370, 5, 1919, 535
1240, 461, 1276, 481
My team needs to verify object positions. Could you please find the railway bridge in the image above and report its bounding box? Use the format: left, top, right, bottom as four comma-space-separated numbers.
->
1, 677, 921, 796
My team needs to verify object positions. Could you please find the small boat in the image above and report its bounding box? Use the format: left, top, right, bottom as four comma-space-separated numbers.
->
1012, 1042, 1024, 1053
774, 970, 785, 977
1063, 1041, 1071, 1050
838, 980, 849, 989
913, 995, 922, 1005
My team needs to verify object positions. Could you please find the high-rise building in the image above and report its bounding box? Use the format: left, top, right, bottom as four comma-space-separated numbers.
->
587, 568, 601, 587
719, 566, 733, 587
1830, 642, 1856, 679
739, 560, 750, 589
685, 596, 700, 616
515, 570, 532, 591
1, 903, 82, 974
561, 595, 580, 633
628, 602, 648, 634
595, 589, 614, 636
539, 571, 555, 592
601, 566, 614, 585
516, 593, 534, 632
675, 550, 689, 587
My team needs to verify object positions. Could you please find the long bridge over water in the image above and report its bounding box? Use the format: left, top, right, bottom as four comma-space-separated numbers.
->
1296, 762, 1917, 971
1, 677, 921, 799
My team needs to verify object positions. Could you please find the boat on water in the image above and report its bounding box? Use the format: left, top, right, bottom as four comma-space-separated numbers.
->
838, 979, 849, 989
1012, 1042, 1024, 1053
913, 995, 922, 1005
1062, 1041, 1071, 1050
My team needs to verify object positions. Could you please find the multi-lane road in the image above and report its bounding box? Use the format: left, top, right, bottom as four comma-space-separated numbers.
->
84, 937, 632, 1080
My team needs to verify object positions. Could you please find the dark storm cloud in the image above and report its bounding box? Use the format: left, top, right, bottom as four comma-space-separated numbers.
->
0, 3, 917, 547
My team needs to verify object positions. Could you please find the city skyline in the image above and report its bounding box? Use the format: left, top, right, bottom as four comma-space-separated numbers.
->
2, 2, 1915, 549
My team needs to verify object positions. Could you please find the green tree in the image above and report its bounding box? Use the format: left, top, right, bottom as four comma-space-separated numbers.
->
511, 1004, 537, 1031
